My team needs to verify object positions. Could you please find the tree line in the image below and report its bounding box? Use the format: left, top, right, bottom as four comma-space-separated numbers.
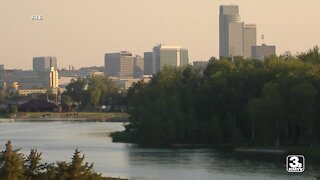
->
62, 75, 126, 112
0, 141, 123, 180
123, 46, 320, 147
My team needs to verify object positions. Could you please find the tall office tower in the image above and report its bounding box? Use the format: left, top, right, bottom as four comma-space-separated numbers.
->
152, 45, 189, 73
243, 24, 257, 58
144, 52, 154, 75
0, 65, 4, 88
219, 5, 242, 57
133, 55, 144, 78
251, 44, 276, 60
229, 22, 244, 56
49, 67, 59, 88
104, 51, 133, 78
33, 56, 57, 72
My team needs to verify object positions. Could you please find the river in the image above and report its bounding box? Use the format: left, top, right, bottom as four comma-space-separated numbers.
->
0, 120, 317, 180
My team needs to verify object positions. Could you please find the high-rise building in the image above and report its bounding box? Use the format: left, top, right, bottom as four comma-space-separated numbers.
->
0, 65, 4, 87
5, 70, 51, 89
219, 5, 257, 58
104, 51, 133, 78
219, 5, 241, 57
251, 44, 276, 60
152, 45, 189, 73
33, 56, 57, 72
243, 24, 257, 58
144, 52, 154, 75
49, 67, 59, 88
133, 55, 144, 78
229, 22, 244, 56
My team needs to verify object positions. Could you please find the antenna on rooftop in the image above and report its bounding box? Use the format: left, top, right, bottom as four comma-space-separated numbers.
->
261, 34, 265, 45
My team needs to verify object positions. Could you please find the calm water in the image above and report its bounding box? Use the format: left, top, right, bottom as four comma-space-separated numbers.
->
0, 119, 317, 180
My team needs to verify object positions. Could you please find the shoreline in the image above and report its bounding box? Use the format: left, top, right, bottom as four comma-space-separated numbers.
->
234, 148, 287, 154
0, 112, 128, 122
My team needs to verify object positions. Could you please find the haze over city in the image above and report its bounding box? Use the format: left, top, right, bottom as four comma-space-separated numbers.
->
1, 0, 320, 69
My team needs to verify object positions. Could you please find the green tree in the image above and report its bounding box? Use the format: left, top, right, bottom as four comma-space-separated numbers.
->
0, 141, 25, 180
62, 95, 74, 112
69, 149, 101, 180
25, 149, 44, 180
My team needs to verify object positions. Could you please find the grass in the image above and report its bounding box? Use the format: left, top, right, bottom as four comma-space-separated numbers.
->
0, 112, 10, 118
7, 112, 129, 121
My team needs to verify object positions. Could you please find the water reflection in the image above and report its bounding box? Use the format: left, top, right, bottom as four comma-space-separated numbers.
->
0, 120, 317, 180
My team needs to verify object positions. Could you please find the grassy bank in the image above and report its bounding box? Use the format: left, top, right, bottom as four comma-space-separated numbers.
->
0, 112, 10, 118
4, 112, 128, 122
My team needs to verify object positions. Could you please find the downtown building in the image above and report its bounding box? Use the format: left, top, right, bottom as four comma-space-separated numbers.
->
104, 51, 144, 78
219, 5, 257, 58
5, 70, 51, 89
33, 56, 57, 72
133, 55, 144, 78
4, 56, 60, 92
0, 65, 5, 88
251, 44, 276, 60
144, 52, 154, 75
151, 44, 189, 74
104, 51, 148, 89
49, 67, 59, 88
104, 51, 134, 78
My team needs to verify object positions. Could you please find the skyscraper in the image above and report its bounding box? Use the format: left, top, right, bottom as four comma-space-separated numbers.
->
243, 24, 257, 58
104, 51, 133, 78
228, 22, 244, 56
152, 45, 189, 73
219, 5, 241, 57
133, 55, 144, 78
33, 57, 57, 72
144, 52, 154, 75
219, 5, 257, 58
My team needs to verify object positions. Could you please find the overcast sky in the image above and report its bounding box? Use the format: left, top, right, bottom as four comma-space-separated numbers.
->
1, 0, 320, 70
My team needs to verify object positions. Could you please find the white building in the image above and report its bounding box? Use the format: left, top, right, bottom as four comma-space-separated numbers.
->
49, 67, 59, 88
152, 44, 189, 73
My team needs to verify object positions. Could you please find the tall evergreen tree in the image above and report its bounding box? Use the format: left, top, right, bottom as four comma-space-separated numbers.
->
0, 141, 25, 180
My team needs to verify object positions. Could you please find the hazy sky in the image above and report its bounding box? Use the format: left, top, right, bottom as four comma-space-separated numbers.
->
1, 0, 320, 70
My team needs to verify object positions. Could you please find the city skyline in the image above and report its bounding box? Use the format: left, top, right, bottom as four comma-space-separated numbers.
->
1, 0, 320, 69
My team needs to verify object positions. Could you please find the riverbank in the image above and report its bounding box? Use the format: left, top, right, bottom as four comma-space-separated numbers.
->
1, 112, 129, 122
110, 130, 320, 161
234, 148, 287, 154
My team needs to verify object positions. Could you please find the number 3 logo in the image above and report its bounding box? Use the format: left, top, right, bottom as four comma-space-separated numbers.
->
289, 156, 302, 168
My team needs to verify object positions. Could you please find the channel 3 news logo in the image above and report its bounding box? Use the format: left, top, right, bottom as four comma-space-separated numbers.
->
286, 155, 305, 173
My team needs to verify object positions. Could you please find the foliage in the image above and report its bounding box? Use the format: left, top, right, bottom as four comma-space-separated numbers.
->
124, 46, 320, 147
0, 141, 121, 180
61, 94, 74, 112
0, 141, 25, 180
64, 76, 125, 112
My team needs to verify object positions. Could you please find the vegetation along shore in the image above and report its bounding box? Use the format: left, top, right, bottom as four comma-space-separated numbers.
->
113, 47, 320, 151
0, 141, 127, 180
